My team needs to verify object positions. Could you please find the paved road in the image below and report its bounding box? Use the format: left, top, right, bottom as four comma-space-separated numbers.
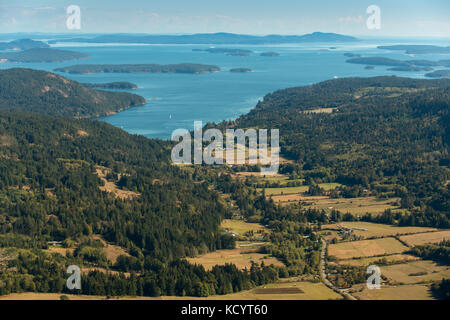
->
320, 238, 358, 300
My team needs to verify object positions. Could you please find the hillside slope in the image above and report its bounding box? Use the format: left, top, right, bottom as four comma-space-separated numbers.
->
0, 68, 146, 117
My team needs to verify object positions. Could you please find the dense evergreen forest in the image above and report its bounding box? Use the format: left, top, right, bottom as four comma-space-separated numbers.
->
220, 76, 450, 228
0, 69, 449, 298
0, 68, 316, 297
0, 68, 145, 117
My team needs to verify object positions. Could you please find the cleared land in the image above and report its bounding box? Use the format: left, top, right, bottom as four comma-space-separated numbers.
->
0, 279, 342, 300
186, 244, 283, 271
328, 237, 408, 260
322, 222, 437, 239
304, 197, 400, 215
221, 219, 267, 236
353, 284, 434, 300
399, 230, 450, 246
262, 183, 341, 196
337, 254, 419, 267
381, 260, 450, 285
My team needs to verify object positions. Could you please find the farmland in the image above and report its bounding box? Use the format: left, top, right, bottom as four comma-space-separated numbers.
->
336, 254, 419, 267
381, 260, 450, 285
186, 242, 283, 270
322, 221, 437, 239
353, 284, 434, 300
399, 230, 450, 246
327, 237, 409, 260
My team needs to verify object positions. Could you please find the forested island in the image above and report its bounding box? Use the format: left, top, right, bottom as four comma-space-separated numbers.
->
82, 82, 138, 90
346, 56, 450, 72
0, 38, 49, 50
195, 48, 253, 56
230, 68, 253, 73
0, 68, 145, 117
377, 45, 450, 54
54, 63, 221, 74
261, 52, 280, 57
0, 48, 89, 63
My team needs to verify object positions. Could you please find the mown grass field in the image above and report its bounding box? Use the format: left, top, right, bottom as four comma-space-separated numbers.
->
399, 230, 450, 246
336, 254, 419, 267
353, 284, 434, 300
186, 244, 284, 271
304, 197, 400, 215
221, 219, 268, 236
328, 237, 408, 260
322, 222, 437, 239
381, 260, 450, 285
262, 183, 342, 196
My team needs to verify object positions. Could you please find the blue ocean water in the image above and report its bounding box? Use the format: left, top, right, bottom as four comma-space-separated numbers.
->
1, 39, 449, 139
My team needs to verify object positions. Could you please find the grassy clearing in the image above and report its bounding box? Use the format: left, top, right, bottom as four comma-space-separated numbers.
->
322, 222, 437, 239
399, 230, 450, 246
336, 254, 419, 267
302, 107, 337, 114
221, 219, 268, 236
381, 260, 450, 285
186, 243, 284, 271
328, 237, 408, 260
262, 183, 341, 196
305, 197, 400, 215
353, 284, 434, 300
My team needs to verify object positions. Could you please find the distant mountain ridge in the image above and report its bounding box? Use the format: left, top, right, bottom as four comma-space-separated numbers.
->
48, 32, 359, 45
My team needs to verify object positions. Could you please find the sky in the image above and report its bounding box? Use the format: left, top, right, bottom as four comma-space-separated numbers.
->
0, 0, 449, 37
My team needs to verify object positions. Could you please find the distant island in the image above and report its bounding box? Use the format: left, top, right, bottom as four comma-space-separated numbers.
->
425, 70, 450, 78
377, 45, 450, 54
0, 48, 89, 63
346, 56, 450, 71
344, 53, 361, 58
230, 68, 253, 73
195, 48, 253, 56
54, 63, 221, 74
260, 52, 280, 57
0, 38, 49, 50
48, 32, 359, 45
365, 66, 375, 70
82, 82, 138, 90
388, 66, 433, 72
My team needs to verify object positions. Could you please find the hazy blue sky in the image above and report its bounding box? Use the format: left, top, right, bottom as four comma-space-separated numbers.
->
0, 0, 449, 37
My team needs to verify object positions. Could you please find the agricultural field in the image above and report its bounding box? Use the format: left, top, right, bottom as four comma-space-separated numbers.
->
322, 222, 437, 239
336, 254, 419, 267
399, 230, 450, 246
304, 197, 400, 215
262, 183, 341, 196
186, 243, 284, 271
0, 279, 342, 300
353, 284, 434, 300
327, 237, 408, 260
381, 260, 450, 285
